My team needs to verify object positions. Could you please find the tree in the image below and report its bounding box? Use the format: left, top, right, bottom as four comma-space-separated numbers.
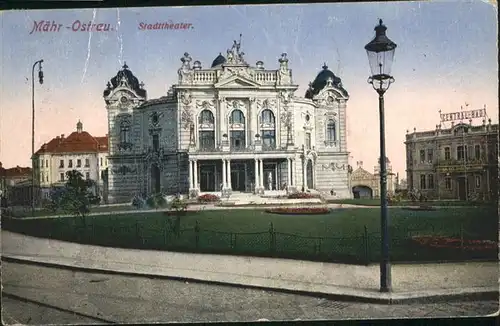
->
52, 170, 100, 226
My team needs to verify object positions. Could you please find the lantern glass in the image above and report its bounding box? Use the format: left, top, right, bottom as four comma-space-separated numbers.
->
365, 19, 397, 80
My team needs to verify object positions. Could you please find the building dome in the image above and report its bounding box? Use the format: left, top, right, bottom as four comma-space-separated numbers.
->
305, 63, 347, 99
211, 53, 227, 68
103, 62, 146, 98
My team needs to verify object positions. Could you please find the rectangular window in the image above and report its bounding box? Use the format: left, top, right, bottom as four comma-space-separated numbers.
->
68, 159, 73, 168
230, 130, 246, 151
85, 172, 90, 180
46, 174, 49, 182
474, 145, 481, 160
444, 147, 451, 160
262, 130, 276, 150
77, 159, 82, 168
59, 160, 64, 168
420, 175, 426, 189
419, 150, 425, 163
305, 133, 312, 150
457, 146, 465, 160
427, 149, 433, 163
40, 159, 43, 168
105, 159, 108, 166
100, 157, 103, 166
445, 177, 452, 190
427, 174, 434, 189
60, 173, 64, 182
85, 159, 90, 167
152, 134, 160, 152
45, 160, 48, 168
41, 172, 44, 183
199, 131, 215, 150
475, 175, 481, 188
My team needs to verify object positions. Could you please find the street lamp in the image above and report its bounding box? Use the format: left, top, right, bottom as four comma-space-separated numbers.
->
31, 59, 44, 217
365, 19, 397, 293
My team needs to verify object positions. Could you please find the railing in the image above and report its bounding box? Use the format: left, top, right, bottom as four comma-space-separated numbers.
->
188, 70, 279, 85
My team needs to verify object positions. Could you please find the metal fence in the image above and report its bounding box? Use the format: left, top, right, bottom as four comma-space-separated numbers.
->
4, 217, 496, 264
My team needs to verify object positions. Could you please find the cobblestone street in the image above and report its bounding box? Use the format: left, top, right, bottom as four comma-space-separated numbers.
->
2, 262, 497, 324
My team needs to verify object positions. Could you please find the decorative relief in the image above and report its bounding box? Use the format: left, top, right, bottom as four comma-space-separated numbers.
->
279, 90, 293, 105
321, 163, 348, 172
180, 91, 194, 130
195, 99, 216, 111
224, 99, 246, 111
112, 165, 137, 175
256, 98, 277, 111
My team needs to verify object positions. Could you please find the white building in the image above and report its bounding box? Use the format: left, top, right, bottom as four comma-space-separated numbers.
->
103, 39, 351, 203
33, 121, 109, 198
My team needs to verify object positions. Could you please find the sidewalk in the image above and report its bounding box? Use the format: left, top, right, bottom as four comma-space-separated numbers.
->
2, 230, 498, 304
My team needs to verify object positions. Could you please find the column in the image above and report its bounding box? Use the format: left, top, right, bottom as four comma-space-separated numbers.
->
222, 160, 227, 189
188, 160, 193, 189
303, 159, 307, 190
291, 159, 295, 186
274, 164, 278, 190
259, 159, 264, 189
227, 160, 232, 190
287, 158, 292, 186
193, 160, 198, 190
254, 158, 260, 189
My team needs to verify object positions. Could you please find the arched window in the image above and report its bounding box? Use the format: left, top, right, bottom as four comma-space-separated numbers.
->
198, 110, 215, 151
198, 109, 214, 125
260, 109, 276, 150
326, 119, 336, 144
261, 109, 275, 125
120, 121, 130, 144
229, 109, 246, 150
230, 109, 245, 125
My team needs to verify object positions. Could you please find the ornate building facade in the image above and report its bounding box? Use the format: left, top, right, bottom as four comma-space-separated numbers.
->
405, 119, 498, 200
104, 39, 351, 203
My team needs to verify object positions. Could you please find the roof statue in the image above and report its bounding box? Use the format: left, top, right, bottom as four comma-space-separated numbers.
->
226, 34, 246, 65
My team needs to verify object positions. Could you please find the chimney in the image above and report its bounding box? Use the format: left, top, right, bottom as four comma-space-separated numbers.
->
61, 134, 64, 138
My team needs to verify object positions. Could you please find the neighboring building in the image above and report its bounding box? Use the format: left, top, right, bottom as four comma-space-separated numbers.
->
349, 160, 396, 199
33, 121, 109, 201
0, 162, 32, 205
404, 119, 498, 200
103, 39, 352, 203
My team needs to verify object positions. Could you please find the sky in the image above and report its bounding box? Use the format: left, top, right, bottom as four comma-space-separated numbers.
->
0, 1, 498, 178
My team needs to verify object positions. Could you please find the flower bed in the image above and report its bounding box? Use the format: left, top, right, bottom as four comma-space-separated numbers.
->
265, 206, 330, 215
287, 192, 319, 199
197, 194, 220, 203
411, 236, 498, 251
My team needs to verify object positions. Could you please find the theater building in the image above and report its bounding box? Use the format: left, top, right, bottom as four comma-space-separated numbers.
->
103, 40, 353, 203
404, 117, 498, 201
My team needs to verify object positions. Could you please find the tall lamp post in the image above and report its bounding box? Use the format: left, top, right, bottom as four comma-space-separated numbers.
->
364, 19, 397, 293
31, 59, 44, 217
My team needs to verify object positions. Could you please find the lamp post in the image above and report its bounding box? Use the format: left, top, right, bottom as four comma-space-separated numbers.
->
364, 19, 397, 293
31, 59, 44, 217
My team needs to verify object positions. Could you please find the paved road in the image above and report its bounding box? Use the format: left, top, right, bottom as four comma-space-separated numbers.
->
2, 262, 497, 323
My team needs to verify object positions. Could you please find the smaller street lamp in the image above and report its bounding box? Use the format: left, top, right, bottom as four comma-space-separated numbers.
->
365, 19, 397, 293
31, 59, 44, 217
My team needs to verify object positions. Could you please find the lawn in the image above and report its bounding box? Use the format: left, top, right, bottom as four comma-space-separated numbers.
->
327, 198, 497, 207
2, 206, 497, 265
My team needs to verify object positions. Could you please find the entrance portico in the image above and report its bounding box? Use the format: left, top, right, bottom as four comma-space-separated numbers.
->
187, 154, 298, 198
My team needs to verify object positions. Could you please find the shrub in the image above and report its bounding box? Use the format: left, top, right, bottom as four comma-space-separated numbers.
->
411, 236, 497, 251
170, 197, 188, 212
154, 193, 168, 208
131, 196, 145, 209
197, 194, 220, 203
146, 196, 157, 209
287, 192, 317, 199
266, 206, 330, 215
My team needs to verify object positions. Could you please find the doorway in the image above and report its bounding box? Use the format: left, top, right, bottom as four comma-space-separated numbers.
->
231, 163, 246, 191
151, 164, 161, 194
306, 159, 314, 189
200, 164, 217, 192
457, 177, 466, 200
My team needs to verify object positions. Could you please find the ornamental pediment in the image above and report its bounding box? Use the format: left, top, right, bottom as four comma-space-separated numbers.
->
351, 167, 374, 181
315, 87, 348, 102
215, 75, 260, 89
